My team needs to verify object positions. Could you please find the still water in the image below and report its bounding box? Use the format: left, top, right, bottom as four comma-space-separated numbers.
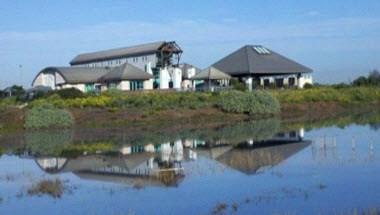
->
0, 118, 379, 214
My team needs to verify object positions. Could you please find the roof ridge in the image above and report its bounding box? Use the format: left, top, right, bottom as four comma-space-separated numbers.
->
244, 46, 251, 75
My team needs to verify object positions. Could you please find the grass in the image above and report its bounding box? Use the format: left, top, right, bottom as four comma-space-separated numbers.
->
271, 86, 380, 104
29, 90, 280, 116
27, 179, 65, 198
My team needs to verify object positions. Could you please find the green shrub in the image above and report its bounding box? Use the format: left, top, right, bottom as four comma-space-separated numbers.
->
25, 104, 73, 129
303, 83, 313, 89
273, 86, 380, 104
217, 90, 280, 115
52, 88, 84, 99
230, 79, 246, 91
0, 97, 19, 107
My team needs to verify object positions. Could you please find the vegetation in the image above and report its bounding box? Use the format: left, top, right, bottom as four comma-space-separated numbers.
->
352, 70, 380, 87
47, 88, 85, 99
29, 89, 281, 115
230, 79, 247, 91
271, 86, 380, 104
216, 90, 280, 115
27, 179, 65, 198
25, 104, 73, 129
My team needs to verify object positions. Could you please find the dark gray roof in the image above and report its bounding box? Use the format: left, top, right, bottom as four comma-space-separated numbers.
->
33, 63, 152, 85
179, 63, 202, 79
100, 63, 153, 81
216, 141, 311, 175
212, 45, 313, 76
70, 41, 166, 65
190, 67, 231, 80
44, 67, 111, 84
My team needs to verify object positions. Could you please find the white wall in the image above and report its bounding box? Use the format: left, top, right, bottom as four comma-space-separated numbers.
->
297, 74, 313, 88
144, 62, 153, 90
172, 68, 182, 89
60, 84, 86, 92
118, 81, 130, 91
159, 67, 170, 89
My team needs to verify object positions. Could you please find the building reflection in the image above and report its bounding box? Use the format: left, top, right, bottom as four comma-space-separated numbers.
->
311, 135, 377, 162
35, 129, 310, 187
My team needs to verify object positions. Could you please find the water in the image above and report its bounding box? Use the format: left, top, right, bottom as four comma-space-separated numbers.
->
0, 117, 380, 214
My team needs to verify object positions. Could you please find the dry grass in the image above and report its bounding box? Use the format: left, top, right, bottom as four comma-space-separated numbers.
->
27, 179, 64, 198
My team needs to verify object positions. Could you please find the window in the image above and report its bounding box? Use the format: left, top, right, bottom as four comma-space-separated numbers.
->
275, 78, 284, 88
129, 81, 144, 91
263, 79, 270, 87
85, 83, 95, 93
108, 82, 117, 89
289, 77, 295, 86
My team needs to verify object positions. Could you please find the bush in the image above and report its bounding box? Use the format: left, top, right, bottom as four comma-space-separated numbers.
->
0, 97, 18, 107
52, 88, 84, 99
303, 83, 313, 89
230, 79, 246, 91
217, 90, 280, 115
25, 104, 73, 129
272, 86, 380, 104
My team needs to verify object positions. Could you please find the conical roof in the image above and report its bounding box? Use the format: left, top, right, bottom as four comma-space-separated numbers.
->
212, 45, 313, 76
190, 67, 231, 80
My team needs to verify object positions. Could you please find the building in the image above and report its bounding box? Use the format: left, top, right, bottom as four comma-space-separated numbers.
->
32, 42, 313, 92
32, 41, 187, 92
212, 45, 313, 89
178, 63, 201, 90
70, 41, 183, 90
32, 64, 153, 92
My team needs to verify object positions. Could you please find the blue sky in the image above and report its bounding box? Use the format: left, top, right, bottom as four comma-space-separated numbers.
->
1, 0, 380, 88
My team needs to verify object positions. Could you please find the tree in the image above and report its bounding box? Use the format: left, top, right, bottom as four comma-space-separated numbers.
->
352, 76, 368, 86
368, 69, 380, 86
10, 85, 25, 96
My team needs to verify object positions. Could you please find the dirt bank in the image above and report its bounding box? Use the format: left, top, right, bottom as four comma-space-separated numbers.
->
0, 102, 378, 134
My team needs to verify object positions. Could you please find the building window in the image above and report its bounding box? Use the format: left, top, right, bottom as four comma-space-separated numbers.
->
289, 77, 295, 87
129, 81, 143, 91
275, 78, 284, 88
85, 83, 95, 93
263, 79, 270, 87
108, 82, 117, 89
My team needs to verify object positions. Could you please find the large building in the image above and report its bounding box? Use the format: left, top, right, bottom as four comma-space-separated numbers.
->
32, 41, 201, 92
212, 45, 313, 89
32, 42, 314, 92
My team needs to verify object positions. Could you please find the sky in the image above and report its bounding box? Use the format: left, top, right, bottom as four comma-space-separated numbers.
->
1, 0, 380, 88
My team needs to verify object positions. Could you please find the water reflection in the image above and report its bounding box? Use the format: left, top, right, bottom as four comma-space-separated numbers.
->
32, 129, 309, 187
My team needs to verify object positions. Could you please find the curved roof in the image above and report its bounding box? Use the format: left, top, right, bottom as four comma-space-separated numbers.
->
212, 45, 313, 76
33, 67, 111, 85
33, 63, 152, 86
190, 67, 231, 80
70, 41, 166, 65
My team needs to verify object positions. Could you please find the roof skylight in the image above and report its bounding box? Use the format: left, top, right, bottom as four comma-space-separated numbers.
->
253, 46, 271, 55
